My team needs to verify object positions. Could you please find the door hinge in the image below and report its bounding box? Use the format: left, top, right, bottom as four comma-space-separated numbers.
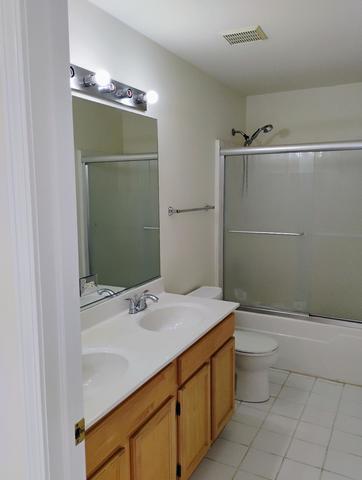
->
74, 418, 85, 445
176, 401, 181, 416
176, 464, 182, 477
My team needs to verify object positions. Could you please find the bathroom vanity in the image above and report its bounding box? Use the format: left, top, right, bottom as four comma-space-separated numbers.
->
82, 291, 237, 480
72, 70, 238, 479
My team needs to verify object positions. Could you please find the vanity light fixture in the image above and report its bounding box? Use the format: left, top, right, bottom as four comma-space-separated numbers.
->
115, 87, 133, 99
70, 64, 148, 111
93, 69, 111, 87
145, 90, 159, 105
134, 90, 159, 105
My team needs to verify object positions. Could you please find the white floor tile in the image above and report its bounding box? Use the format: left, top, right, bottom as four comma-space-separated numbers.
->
321, 472, 350, 480
270, 383, 282, 397
278, 386, 310, 404
329, 429, 362, 457
234, 471, 266, 480
334, 413, 362, 436
285, 374, 315, 392
287, 438, 326, 468
277, 459, 320, 480
271, 398, 304, 419
190, 458, 236, 480
221, 421, 258, 446
206, 438, 248, 467
307, 392, 339, 412
294, 421, 331, 446
301, 404, 336, 428
338, 398, 362, 419
263, 413, 298, 436
233, 404, 268, 428
252, 429, 291, 456
269, 369, 289, 385
324, 449, 362, 480
201, 376, 362, 480
239, 448, 283, 480
342, 384, 362, 404
312, 379, 343, 399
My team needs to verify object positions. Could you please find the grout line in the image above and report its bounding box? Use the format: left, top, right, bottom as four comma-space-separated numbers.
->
320, 380, 345, 472
232, 370, 291, 479
274, 375, 317, 479
203, 371, 362, 480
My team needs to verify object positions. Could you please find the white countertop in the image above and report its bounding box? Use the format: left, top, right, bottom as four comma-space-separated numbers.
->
82, 291, 238, 428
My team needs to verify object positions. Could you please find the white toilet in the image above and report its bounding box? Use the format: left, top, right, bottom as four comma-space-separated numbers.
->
235, 330, 279, 403
188, 286, 279, 403
187, 285, 223, 300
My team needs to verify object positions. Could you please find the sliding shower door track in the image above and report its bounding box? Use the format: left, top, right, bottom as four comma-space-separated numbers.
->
236, 305, 362, 328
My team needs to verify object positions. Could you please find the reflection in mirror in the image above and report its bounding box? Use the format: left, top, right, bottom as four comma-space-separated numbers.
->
72, 96, 160, 308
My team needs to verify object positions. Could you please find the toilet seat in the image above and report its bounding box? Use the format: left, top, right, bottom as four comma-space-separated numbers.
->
235, 330, 278, 356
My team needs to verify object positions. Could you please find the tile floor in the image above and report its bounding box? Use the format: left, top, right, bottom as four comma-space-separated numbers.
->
190, 369, 362, 480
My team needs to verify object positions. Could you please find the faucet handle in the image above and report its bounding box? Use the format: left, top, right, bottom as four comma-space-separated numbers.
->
126, 296, 138, 314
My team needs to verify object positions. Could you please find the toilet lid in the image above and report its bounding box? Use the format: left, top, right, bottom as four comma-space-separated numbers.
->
235, 330, 278, 354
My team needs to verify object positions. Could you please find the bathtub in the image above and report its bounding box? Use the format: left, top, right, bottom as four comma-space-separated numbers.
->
235, 309, 362, 386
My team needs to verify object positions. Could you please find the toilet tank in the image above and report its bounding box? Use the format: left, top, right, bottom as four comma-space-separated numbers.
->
187, 286, 223, 300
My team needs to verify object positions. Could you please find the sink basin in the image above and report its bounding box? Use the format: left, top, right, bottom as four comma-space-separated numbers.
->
82, 351, 128, 398
138, 304, 206, 332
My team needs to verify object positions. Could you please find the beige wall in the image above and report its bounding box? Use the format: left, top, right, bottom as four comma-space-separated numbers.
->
68, 0, 246, 294
246, 82, 362, 145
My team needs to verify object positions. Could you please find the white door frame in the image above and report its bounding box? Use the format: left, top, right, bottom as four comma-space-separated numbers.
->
0, 0, 85, 479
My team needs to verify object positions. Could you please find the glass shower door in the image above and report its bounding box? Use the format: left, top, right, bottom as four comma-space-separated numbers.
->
224, 152, 313, 314
224, 149, 362, 322
308, 150, 362, 322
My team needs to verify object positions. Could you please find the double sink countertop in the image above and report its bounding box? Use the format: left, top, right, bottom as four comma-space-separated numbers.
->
82, 291, 239, 428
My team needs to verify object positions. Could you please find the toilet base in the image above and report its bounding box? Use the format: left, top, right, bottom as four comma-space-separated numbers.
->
235, 348, 279, 403
236, 369, 270, 403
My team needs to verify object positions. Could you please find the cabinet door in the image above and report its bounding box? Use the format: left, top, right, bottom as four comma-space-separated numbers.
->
90, 449, 129, 480
130, 397, 177, 480
211, 338, 235, 440
177, 363, 211, 480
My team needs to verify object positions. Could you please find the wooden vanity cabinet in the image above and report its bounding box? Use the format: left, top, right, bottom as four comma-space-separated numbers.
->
176, 313, 235, 479
211, 338, 235, 440
85, 313, 235, 480
130, 398, 176, 480
177, 363, 211, 480
89, 449, 129, 480
85, 362, 177, 478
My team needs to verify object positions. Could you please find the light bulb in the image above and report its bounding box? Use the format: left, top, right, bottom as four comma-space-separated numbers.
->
94, 70, 111, 87
145, 90, 159, 105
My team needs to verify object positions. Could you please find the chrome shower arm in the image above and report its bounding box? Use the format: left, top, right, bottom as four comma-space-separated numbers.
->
232, 128, 250, 145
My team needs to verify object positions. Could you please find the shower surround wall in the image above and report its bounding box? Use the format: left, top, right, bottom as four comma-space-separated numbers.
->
68, 0, 246, 294
246, 82, 362, 145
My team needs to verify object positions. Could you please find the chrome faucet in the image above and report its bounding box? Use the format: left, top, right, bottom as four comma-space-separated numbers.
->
97, 288, 116, 297
126, 289, 159, 314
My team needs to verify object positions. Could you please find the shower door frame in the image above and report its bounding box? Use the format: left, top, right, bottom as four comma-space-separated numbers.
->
216, 139, 362, 325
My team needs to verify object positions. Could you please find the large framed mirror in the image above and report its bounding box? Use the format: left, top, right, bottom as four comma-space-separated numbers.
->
72, 96, 160, 308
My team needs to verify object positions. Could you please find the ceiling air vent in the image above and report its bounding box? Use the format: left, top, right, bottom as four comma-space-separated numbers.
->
223, 26, 268, 45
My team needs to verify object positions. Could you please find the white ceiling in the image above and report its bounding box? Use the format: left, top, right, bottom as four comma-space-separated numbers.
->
90, 0, 362, 95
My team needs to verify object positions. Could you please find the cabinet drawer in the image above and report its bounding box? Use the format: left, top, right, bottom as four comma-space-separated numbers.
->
86, 361, 177, 477
178, 314, 235, 385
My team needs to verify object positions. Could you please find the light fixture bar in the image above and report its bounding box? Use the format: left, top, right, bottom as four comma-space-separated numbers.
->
70, 64, 148, 111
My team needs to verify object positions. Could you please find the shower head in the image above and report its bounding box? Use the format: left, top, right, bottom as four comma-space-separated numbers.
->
247, 124, 274, 145
262, 124, 273, 133
232, 124, 273, 146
